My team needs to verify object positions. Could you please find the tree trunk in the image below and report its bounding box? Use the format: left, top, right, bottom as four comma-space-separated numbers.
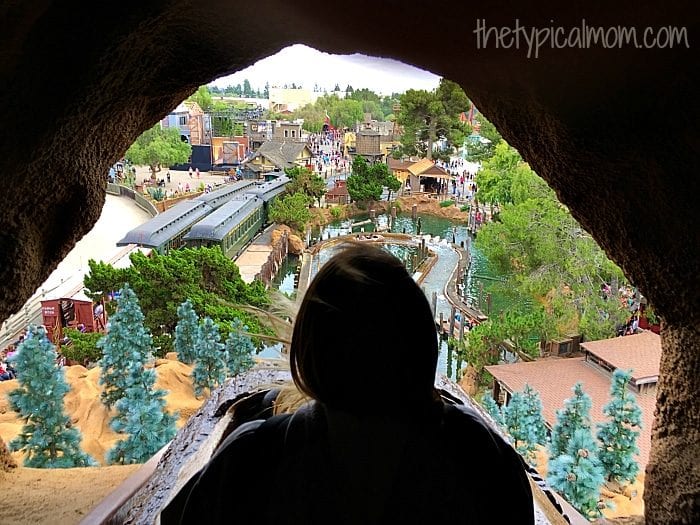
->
644, 323, 700, 524
427, 118, 436, 160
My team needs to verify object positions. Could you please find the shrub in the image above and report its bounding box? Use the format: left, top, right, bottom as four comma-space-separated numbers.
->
147, 187, 165, 201
61, 329, 102, 364
439, 199, 455, 208
460, 204, 470, 212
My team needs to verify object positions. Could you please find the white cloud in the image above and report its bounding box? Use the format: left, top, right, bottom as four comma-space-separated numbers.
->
210, 44, 441, 95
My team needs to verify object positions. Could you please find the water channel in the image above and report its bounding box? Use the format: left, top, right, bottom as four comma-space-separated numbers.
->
268, 212, 513, 377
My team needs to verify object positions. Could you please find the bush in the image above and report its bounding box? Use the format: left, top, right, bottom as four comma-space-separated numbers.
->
152, 334, 173, 358
460, 204, 470, 212
61, 329, 103, 364
147, 187, 165, 201
439, 199, 455, 208
329, 206, 342, 219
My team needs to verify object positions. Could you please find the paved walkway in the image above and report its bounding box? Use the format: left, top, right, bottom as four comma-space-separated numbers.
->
234, 226, 276, 284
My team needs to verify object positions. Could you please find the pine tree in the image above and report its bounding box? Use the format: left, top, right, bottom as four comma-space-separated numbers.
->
174, 300, 199, 364
192, 317, 227, 398
98, 284, 153, 408
224, 318, 256, 377
8, 326, 95, 468
548, 428, 606, 519
107, 359, 177, 464
481, 393, 504, 427
550, 382, 593, 460
596, 369, 642, 484
522, 384, 548, 446
503, 389, 544, 466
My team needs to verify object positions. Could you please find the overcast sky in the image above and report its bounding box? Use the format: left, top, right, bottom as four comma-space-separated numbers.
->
210, 44, 441, 96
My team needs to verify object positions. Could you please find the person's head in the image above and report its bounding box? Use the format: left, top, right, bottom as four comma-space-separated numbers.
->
290, 243, 438, 416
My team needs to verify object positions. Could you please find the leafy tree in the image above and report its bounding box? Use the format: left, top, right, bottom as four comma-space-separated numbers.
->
192, 317, 227, 398
98, 284, 153, 409
189, 85, 213, 111
345, 84, 354, 93
550, 383, 593, 460
474, 146, 629, 342
285, 166, 326, 207
596, 369, 642, 484
481, 393, 504, 427
61, 328, 103, 364
548, 428, 606, 519
174, 300, 199, 364
8, 326, 95, 468
107, 353, 177, 464
126, 125, 192, 179
269, 192, 312, 233
503, 388, 544, 466
243, 79, 253, 97
397, 79, 469, 159
84, 247, 269, 340
475, 141, 522, 209
263, 82, 270, 99
329, 98, 364, 129
464, 319, 504, 384
346, 156, 399, 204
225, 318, 256, 377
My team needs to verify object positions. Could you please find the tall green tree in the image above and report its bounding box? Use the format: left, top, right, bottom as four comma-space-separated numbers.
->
285, 166, 326, 207
126, 125, 192, 179
549, 383, 593, 460
8, 326, 96, 468
346, 156, 399, 204
397, 79, 469, 159
107, 353, 177, 464
84, 247, 269, 339
174, 300, 199, 364
268, 192, 313, 233
596, 369, 642, 485
192, 317, 227, 398
522, 384, 548, 447
225, 318, 256, 377
98, 284, 153, 409
548, 428, 606, 519
189, 85, 213, 111
474, 145, 629, 342
243, 79, 253, 97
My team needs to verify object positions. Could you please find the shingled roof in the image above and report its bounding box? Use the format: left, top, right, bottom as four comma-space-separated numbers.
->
252, 140, 309, 169
486, 356, 656, 469
581, 331, 661, 385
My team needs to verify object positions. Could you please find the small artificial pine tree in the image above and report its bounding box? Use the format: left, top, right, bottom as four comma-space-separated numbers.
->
548, 428, 606, 519
224, 318, 256, 377
8, 326, 95, 468
596, 369, 642, 485
107, 359, 177, 464
98, 284, 153, 409
503, 389, 544, 466
522, 384, 548, 447
481, 393, 504, 427
550, 382, 593, 460
192, 317, 227, 398
175, 300, 199, 364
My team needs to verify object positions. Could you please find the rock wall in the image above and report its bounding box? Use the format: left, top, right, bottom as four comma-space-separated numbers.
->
0, 1, 696, 521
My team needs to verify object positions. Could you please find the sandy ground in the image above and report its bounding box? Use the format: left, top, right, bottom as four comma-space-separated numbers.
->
0, 355, 204, 525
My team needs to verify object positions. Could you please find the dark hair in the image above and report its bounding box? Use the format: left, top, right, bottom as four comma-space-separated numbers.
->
290, 243, 438, 415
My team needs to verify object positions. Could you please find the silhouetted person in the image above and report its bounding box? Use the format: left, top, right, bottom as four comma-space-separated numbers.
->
172, 244, 533, 524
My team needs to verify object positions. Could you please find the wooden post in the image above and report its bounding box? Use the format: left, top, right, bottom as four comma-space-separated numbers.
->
431, 291, 437, 318
449, 305, 456, 339
439, 312, 444, 338
411, 204, 418, 220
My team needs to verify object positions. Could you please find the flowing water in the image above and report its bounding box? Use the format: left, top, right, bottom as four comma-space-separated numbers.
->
269, 212, 514, 377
